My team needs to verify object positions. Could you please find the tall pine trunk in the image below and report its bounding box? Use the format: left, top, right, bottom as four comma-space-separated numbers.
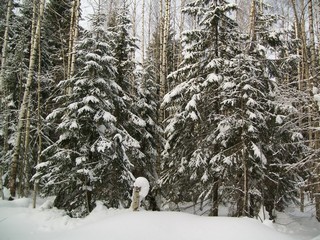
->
9, 0, 45, 199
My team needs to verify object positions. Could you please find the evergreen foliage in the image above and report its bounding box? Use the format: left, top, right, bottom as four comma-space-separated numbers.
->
160, 0, 310, 217
42, 0, 72, 80
0, 0, 317, 220
39, 11, 135, 216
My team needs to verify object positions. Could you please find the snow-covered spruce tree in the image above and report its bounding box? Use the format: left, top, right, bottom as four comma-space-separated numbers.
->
160, 0, 240, 215
133, 21, 181, 209
39, 11, 135, 217
160, 0, 309, 218
41, 0, 72, 82
250, 1, 311, 218
135, 57, 165, 210
106, 2, 161, 190
211, 1, 309, 218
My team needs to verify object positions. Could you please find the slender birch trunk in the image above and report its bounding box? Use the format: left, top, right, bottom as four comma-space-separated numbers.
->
21, 106, 31, 197
178, 0, 186, 66
0, 0, 12, 94
33, 42, 42, 208
69, 0, 80, 79
19, 0, 38, 198
141, 0, 145, 66
66, 0, 80, 94
291, 0, 303, 90
248, 0, 256, 51
0, 166, 4, 200
300, 3, 312, 148
148, 1, 152, 46
67, 0, 76, 80
308, 0, 316, 84
159, 0, 170, 123
159, 0, 164, 99
1, 0, 13, 159
299, 0, 309, 92
132, 0, 137, 63
308, 0, 320, 221
9, 0, 45, 199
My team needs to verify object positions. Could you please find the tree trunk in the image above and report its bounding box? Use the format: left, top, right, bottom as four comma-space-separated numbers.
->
242, 143, 249, 216
69, 0, 80, 81
67, 0, 80, 94
308, 0, 316, 85
300, 186, 304, 212
210, 178, 219, 216
22, 105, 31, 197
9, 0, 45, 199
0, 166, 4, 200
0, 0, 12, 94
178, 0, 186, 66
67, 0, 76, 80
1, 0, 13, 159
159, 0, 170, 123
308, 0, 320, 221
141, 0, 145, 66
33, 38, 43, 208
248, 0, 256, 51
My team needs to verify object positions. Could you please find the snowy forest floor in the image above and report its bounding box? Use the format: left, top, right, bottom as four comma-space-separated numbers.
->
1, 189, 320, 240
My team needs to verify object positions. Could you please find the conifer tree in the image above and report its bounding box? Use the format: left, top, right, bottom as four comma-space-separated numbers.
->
109, 1, 165, 207
160, 0, 309, 218
160, 0, 239, 215
42, 0, 72, 82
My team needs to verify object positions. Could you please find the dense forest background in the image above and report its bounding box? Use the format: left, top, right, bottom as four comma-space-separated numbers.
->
0, 0, 320, 220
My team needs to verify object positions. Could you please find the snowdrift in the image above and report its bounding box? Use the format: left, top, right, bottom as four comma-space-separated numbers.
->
0, 198, 306, 240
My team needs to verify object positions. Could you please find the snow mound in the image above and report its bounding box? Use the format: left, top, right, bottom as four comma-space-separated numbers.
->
133, 176, 150, 198
0, 197, 318, 240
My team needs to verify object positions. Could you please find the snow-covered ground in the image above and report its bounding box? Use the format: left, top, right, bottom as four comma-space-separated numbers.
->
1, 193, 320, 240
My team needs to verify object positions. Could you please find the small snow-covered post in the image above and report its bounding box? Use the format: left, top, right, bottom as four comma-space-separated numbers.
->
131, 177, 149, 211
131, 186, 141, 211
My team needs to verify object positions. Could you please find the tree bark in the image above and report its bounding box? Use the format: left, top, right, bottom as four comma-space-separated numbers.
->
308, 0, 320, 221
9, 0, 45, 199
67, 0, 76, 80
21, 105, 31, 197
178, 0, 186, 66
141, 0, 145, 66
33, 37, 43, 208
67, 0, 80, 94
159, 0, 170, 123
242, 142, 249, 216
210, 178, 219, 216
0, 0, 12, 94
0, 166, 4, 200
1, 0, 13, 159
